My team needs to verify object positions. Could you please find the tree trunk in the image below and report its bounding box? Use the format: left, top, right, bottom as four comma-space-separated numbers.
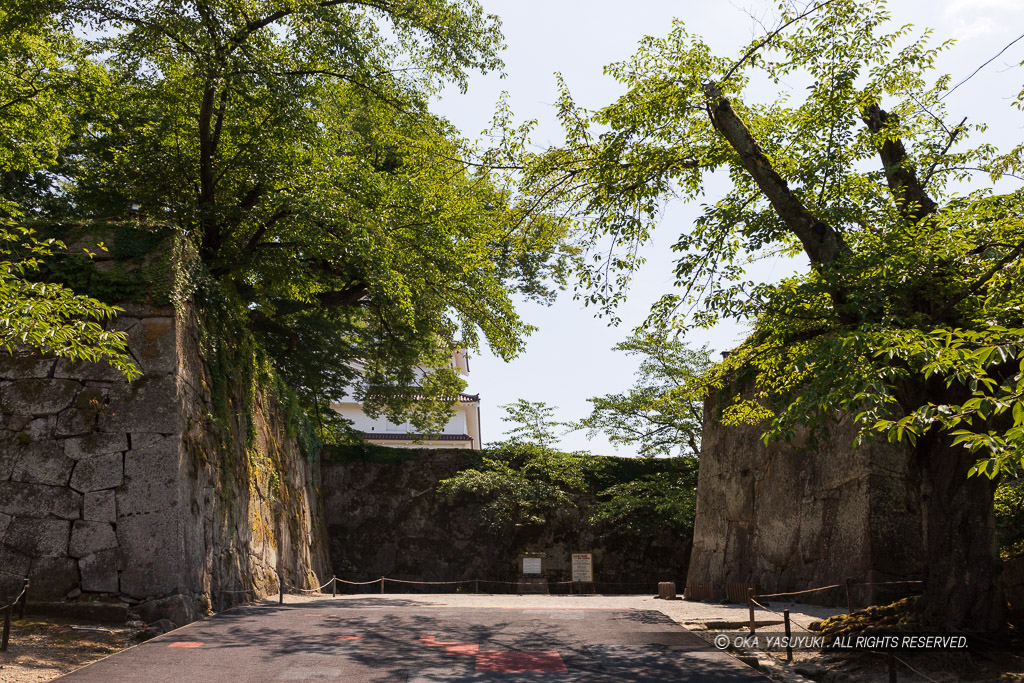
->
916, 431, 1005, 631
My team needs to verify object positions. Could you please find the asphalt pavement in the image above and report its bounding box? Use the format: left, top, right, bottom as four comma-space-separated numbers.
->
58, 598, 767, 681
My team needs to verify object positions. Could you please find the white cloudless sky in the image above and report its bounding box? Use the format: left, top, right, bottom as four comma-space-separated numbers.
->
428, 1, 1024, 455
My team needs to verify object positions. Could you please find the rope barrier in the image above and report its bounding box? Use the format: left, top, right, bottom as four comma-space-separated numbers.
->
861, 580, 923, 587
0, 586, 27, 612
334, 578, 386, 586
383, 578, 473, 585
754, 584, 842, 599
747, 597, 817, 634
282, 577, 336, 593
863, 650, 944, 683
893, 654, 943, 683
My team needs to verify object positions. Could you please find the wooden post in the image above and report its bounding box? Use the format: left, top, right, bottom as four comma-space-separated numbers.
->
747, 587, 756, 634
380, 577, 385, 594
17, 579, 28, 620
845, 577, 855, 614
783, 609, 793, 663
278, 570, 284, 605
474, 579, 479, 594
332, 576, 337, 598
1, 600, 11, 652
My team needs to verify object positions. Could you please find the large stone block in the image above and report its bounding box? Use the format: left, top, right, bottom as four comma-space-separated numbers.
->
84, 490, 116, 522
55, 408, 98, 437
11, 445, 74, 486
69, 520, 118, 558
79, 549, 119, 593
0, 482, 81, 520
128, 317, 176, 375
3, 517, 70, 557
53, 358, 125, 382
70, 452, 123, 492
98, 375, 178, 434
137, 594, 200, 628
29, 555, 80, 600
64, 433, 128, 460
0, 379, 80, 416
117, 511, 181, 597
0, 354, 57, 381
118, 438, 179, 516
0, 512, 9, 538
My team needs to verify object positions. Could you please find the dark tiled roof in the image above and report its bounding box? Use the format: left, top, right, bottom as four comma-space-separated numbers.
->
363, 433, 472, 441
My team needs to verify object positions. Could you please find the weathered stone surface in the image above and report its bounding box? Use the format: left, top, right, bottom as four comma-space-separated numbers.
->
7, 414, 31, 431
0, 435, 22, 479
3, 518, 70, 557
29, 556, 80, 600
98, 375, 178, 434
69, 520, 118, 558
53, 357, 125, 382
137, 594, 200, 627
0, 545, 31, 577
70, 452, 123, 492
22, 417, 52, 440
0, 379, 80, 415
118, 438, 178, 516
0, 482, 81, 519
128, 317, 176, 375
64, 433, 128, 459
84, 490, 117, 522
55, 408, 98, 437
0, 354, 57, 380
73, 387, 107, 411
79, 549, 119, 592
112, 316, 140, 333
11, 446, 74, 486
117, 511, 181, 597
686, 391, 923, 607
130, 433, 169, 450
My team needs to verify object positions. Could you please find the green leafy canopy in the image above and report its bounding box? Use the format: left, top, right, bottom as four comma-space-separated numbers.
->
517, 0, 1024, 477
3, 0, 574, 432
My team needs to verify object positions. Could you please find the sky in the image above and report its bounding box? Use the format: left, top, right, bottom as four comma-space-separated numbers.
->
428, 0, 1024, 456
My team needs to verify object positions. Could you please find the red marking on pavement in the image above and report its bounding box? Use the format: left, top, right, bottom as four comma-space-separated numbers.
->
475, 650, 567, 673
168, 642, 204, 648
445, 643, 480, 655
334, 636, 364, 641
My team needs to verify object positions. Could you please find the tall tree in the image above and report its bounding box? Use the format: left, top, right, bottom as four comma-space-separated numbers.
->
0, 4, 136, 377
518, 1, 1023, 630
9, 0, 572, 431
578, 333, 710, 458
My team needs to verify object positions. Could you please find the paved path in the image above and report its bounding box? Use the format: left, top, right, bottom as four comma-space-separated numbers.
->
59, 597, 767, 681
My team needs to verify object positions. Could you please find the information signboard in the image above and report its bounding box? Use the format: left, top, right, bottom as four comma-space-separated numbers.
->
571, 553, 593, 582
522, 557, 542, 575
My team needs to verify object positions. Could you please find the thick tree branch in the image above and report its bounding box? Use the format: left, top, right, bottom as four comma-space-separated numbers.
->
702, 82, 850, 268
862, 104, 938, 223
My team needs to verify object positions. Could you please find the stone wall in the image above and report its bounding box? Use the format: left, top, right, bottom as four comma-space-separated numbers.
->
686, 394, 924, 607
0, 301, 330, 624
321, 449, 690, 588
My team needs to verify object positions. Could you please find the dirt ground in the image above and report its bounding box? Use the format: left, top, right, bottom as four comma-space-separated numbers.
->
0, 616, 146, 682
